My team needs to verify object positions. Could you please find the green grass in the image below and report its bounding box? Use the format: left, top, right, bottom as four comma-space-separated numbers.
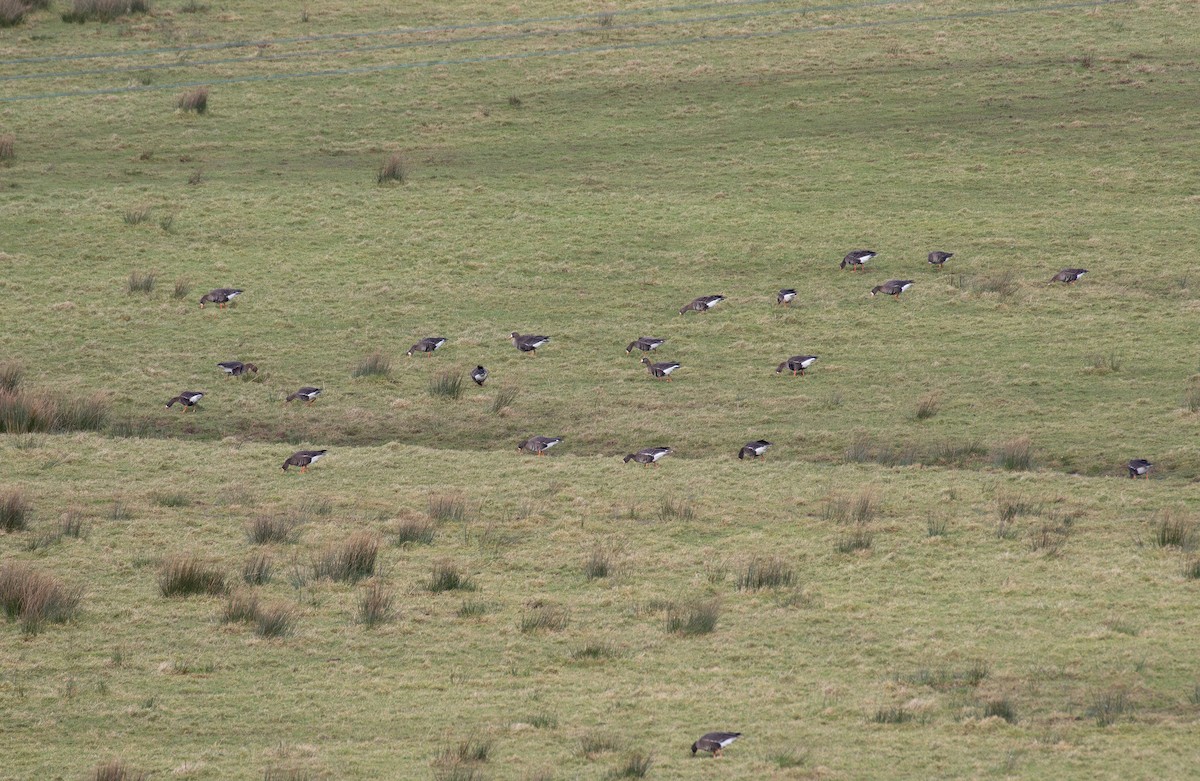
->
3, 0, 1200, 777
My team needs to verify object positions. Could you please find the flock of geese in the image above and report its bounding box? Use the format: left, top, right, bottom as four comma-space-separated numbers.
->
167, 252, 1144, 492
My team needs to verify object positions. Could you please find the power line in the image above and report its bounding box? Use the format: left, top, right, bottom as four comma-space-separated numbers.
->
0, 0, 917, 84
0, 0, 1132, 103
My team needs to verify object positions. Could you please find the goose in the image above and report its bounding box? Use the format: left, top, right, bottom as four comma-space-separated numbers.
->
871, 280, 914, 299
282, 450, 326, 473
471, 366, 489, 386
623, 446, 672, 466
738, 440, 772, 460
928, 251, 954, 269
841, 250, 876, 271
1127, 459, 1152, 479
777, 288, 798, 305
691, 732, 741, 758
199, 288, 242, 309
510, 332, 550, 354
1049, 268, 1088, 285
285, 387, 321, 405
217, 361, 258, 377
626, 337, 666, 354
641, 356, 681, 381
518, 436, 562, 456
776, 355, 818, 376
165, 391, 204, 410
406, 337, 446, 356
679, 295, 726, 315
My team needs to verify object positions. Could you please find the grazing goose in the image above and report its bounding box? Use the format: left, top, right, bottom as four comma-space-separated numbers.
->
777, 288, 798, 306
692, 732, 741, 758
518, 436, 562, 456
406, 337, 446, 356
510, 332, 550, 354
679, 295, 726, 315
623, 446, 672, 466
1127, 459, 1152, 479
1049, 268, 1088, 285
285, 387, 321, 405
641, 356, 682, 381
217, 361, 258, 377
282, 450, 326, 473
626, 337, 666, 354
776, 355, 818, 376
165, 391, 204, 411
928, 251, 954, 269
871, 280, 914, 299
738, 440, 772, 460
471, 365, 489, 386
841, 250, 876, 271
199, 288, 242, 309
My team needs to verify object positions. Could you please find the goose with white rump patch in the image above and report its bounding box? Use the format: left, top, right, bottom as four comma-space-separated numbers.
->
510, 332, 550, 354
1049, 268, 1088, 285
217, 361, 257, 377
679, 295, 725, 315
286, 387, 321, 405
738, 440, 772, 460
777, 288, 798, 305
626, 337, 666, 354
623, 446, 672, 466
871, 280, 913, 299
406, 337, 446, 356
1127, 459, 1152, 479
282, 450, 326, 473
841, 250, 876, 271
691, 732, 741, 758
928, 251, 954, 269
199, 288, 242, 309
471, 366, 489, 386
641, 357, 681, 381
165, 391, 204, 411
776, 356, 818, 376
518, 436, 562, 456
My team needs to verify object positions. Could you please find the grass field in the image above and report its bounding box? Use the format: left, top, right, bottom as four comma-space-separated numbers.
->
2, 0, 1200, 778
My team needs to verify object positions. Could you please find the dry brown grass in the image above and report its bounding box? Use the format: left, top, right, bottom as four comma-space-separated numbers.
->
157, 554, 227, 597
312, 531, 380, 583
91, 760, 148, 781
0, 561, 82, 634
177, 87, 209, 114
0, 132, 14, 159
0, 489, 30, 533
0, 387, 108, 433
377, 153, 406, 184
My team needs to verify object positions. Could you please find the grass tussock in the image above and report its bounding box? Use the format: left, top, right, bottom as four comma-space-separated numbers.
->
377, 154, 406, 184
393, 518, 436, 546
614, 752, 653, 778
127, 270, 156, 293
242, 552, 272, 585
926, 517, 948, 537
1152, 510, 1196, 551
1088, 687, 1132, 726
914, 391, 942, 420
835, 529, 874, 553
220, 591, 259, 624
579, 732, 622, 758
1085, 352, 1122, 374
0, 561, 82, 634
490, 386, 518, 414
736, 556, 795, 591
312, 532, 380, 583
172, 277, 192, 299
254, 602, 296, 638
428, 493, 467, 523
157, 555, 226, 597
1, 490, 31, 533
123, 207, 151, 225
996, 495, 1043, 524
658, 496, 696, 522
246, 515, 300, 544
151, 491, 189, 507
456, 599, 490, 618
520, 601, 570, 633
952, 270, 1017, 298
0, 387, 109, 434
0, 360, 22, 392
428, 561, 475, 593
90, 760, 148, 781
665, 598, 719, 635
60, 510, 86, 538
873, 706, 914, 724
823, 490, 879, 525
429, 371, 464, 400
436, 736, 491, 778
358, 579, 396, 628
992, 436, 1035, 471
983, 698, 1018, 723
1181, 381, 1200, 413
63, 0, 150, 22
584, 546, 611, 580
572, 641, 620, 661
1184, 558, 1200, 580
0, 132, 14, 157
353, 351, 391, 378
176, 87, 209, 114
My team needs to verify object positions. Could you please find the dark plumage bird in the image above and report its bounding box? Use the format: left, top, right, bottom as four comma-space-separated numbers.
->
286, 387, 321, 405
738, 440, 772, 460
199, 288, 242, 309
626, 337, 666, 354
165, 391, 204, 410
518, 436, 562, 456
510, 332, 550, 354
691, 732, 741, 758
776, 355, 818, 376
928, 251, 954, 268
471, 366, 488, 386
406, 337, 446, 356
679, 295, 726, 315
282, 450, 326, 473
1127, 459, 1152, 479
1049, 268, 1088, 284
217, 361, 257, 377
871, 280, 914, 299
777, 288, 798, 306
841, 250, 876, 271
641, 356, 681, 381
623, 446, 672, 466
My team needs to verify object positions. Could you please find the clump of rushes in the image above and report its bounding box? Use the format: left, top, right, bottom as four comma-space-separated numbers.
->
353, 351, 391, 378
311, 532, 379, 583
0, 561, 82, 635
359, 579, 396, 628
0, 490, 30, 532
377, 153, 406, 184
157, 554, 226, 597
177, 86, 208, 114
